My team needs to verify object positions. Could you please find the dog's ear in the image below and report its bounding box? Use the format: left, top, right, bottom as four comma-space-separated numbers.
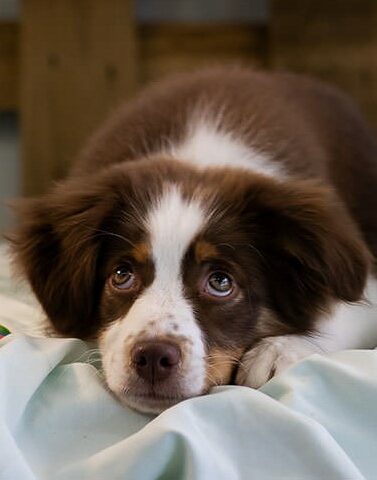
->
9, 176, 118, 337
244, 177, 372, 328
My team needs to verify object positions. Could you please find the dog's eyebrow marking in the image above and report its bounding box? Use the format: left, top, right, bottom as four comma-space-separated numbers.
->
132, 242, 150, 263
195, 240, 218, 263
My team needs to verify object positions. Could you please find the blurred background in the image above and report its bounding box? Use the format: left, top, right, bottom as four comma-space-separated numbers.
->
1, 0, 377, 233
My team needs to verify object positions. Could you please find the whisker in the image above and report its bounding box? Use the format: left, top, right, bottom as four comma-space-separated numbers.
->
207, 352, 241, 362
216, 242, 236, 251
83, 226, 137, 248
248, 243, 269, 264
206, 372, 221, 387
207, 354, 246, 370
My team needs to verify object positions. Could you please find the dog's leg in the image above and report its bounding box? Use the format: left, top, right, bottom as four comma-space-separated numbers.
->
237, 275, 377, 388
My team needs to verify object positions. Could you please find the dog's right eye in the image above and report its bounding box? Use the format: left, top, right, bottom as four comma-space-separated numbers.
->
111, 264, 135, 290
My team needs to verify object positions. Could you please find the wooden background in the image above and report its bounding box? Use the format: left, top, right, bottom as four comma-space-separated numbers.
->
1, 0, 377, 195
270, 0, 377, 130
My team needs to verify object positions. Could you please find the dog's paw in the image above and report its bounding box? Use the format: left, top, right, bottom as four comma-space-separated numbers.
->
236, 335, 320, 389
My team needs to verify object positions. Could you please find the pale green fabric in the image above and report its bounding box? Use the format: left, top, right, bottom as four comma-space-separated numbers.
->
1, 335, 377, 480
0, 243, 47, 337
0, 244, 36, 307
1, 243, 377, 480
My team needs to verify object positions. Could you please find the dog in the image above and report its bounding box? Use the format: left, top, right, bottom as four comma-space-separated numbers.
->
11, 67, 377, 413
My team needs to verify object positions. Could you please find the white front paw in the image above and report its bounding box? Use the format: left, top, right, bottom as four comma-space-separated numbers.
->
236, 335, 320, 389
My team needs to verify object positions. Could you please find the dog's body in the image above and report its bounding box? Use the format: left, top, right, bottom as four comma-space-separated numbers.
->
13, 68, 377, 413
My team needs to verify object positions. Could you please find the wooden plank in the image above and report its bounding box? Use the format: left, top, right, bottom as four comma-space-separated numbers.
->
0, 22, 19, 109
20, 0, 137, 196
138, 23, 268, 84
270, 0, 377, 127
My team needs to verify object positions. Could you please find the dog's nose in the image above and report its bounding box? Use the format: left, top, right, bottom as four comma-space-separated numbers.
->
131, 341, 181, 382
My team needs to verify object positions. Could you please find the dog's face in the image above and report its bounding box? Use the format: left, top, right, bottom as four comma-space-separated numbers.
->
12, 159, 369, 413
97, 175, 264, 413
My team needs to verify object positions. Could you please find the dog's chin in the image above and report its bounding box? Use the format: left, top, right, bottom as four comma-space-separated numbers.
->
118, 393, 188, 414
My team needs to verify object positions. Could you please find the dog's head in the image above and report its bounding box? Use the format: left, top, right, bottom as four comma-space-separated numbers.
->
11, 158, 370, 413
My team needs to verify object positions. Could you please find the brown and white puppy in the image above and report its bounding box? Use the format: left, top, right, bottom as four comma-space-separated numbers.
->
11, 68, 377, 413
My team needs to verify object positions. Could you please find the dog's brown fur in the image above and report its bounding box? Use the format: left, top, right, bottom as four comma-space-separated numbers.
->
10, 67, 377, 356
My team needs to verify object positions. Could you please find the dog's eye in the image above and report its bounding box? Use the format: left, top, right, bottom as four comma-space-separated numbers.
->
206, 271, 233, 297
111, 264, 135, 290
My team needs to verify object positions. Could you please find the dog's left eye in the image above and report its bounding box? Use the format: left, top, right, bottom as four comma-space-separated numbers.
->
111, 264, 135, 290
206, 271, 234, 297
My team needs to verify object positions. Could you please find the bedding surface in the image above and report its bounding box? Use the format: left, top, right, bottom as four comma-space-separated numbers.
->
1, 335, 377, 480
0, 244, 46, 337
1, 244, 377, 480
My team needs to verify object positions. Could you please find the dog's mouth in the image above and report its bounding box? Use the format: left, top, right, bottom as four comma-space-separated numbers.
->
120, 392, 189, 414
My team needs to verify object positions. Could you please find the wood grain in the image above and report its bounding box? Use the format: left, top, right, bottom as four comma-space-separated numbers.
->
20, 0, 138, 195
0, 22, 19, 109
270, 0, 377, 127
138, 23, 268, 84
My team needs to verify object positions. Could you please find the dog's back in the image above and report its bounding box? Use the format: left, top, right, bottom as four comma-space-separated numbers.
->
73, 67, 377, 260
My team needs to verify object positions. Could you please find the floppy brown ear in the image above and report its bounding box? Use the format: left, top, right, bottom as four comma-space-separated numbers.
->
246, 178, 372, 329
9, 176, 118, 338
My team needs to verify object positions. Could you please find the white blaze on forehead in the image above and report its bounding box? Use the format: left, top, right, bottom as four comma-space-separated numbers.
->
170, 119, 284, 178
147, 184, 205, 289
